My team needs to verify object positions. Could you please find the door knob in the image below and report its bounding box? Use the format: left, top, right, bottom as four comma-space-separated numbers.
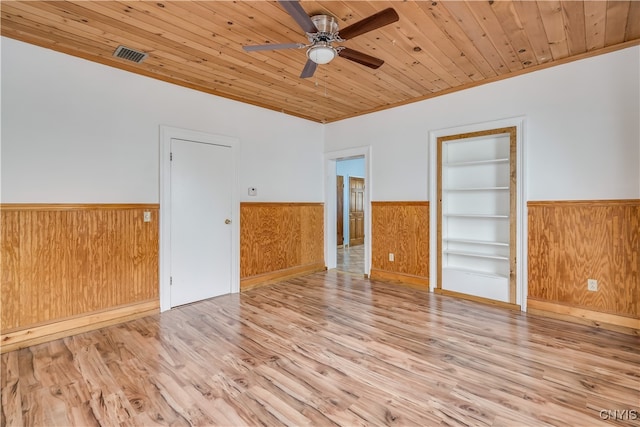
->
225, 219, 231, 224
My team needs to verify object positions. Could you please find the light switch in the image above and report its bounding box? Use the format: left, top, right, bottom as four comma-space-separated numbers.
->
144, 211, 151, 222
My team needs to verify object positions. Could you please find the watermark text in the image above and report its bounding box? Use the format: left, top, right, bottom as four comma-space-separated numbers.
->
599, 409, 638, 421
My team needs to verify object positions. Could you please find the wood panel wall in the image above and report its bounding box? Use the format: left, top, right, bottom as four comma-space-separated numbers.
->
370, 202, 429, 288
1, 204, 160, 335
528, 200, 639, 330
240, 203, 324, 289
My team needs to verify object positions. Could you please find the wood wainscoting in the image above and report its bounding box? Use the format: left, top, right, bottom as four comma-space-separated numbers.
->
1, 204, 160, 352
527, 200, 639, 334
370, 201, 429, 288
240, 203, 325, 290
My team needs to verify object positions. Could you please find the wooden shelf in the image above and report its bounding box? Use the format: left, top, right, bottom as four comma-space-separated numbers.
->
444, 238, 509, 247
443, 250, 509, 261
444, 213, 509, 219
443, 158, 509, 167
442, 266, 509, 279
445, 187, 509, 192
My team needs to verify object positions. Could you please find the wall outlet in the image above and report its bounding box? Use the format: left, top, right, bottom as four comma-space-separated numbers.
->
389, 253, 394, 262
587, 279, 598, 292
143, 211, 151, 222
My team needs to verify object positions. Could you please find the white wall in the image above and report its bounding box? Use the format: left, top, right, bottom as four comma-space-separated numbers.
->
1, 37, 324, 203
325, 46, 640, 201
3, 38, 638, 205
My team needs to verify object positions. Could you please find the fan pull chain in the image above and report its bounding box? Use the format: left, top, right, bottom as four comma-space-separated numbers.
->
324, 72, 328, 97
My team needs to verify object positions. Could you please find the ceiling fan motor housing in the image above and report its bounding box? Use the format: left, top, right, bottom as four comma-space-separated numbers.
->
310, 15, 339, 36
306, 15, 340, 65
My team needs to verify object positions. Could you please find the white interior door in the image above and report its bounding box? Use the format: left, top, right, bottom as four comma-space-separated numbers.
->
170, 138, 232, 307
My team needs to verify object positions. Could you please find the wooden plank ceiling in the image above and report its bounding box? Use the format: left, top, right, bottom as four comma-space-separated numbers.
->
2, 1, 639, 123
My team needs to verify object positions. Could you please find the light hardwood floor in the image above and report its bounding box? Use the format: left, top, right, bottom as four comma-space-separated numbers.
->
336, 244, 364, 276
2, 271, 639, 426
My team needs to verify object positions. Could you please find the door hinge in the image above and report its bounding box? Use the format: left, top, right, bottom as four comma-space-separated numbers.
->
170, 276, 173, 285
170, 152, 173, 161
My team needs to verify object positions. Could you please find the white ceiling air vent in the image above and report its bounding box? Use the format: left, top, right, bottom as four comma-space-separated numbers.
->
113, 45, 148, 64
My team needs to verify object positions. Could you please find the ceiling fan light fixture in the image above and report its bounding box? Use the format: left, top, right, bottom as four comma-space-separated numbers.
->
307, 43, 336, 65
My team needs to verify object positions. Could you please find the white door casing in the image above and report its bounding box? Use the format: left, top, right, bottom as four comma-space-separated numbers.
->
160, 126, 239, 312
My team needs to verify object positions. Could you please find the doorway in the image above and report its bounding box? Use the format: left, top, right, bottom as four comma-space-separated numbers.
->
324, 146, 371, 275
159, 126, 240, 312
336, 157, 365, 275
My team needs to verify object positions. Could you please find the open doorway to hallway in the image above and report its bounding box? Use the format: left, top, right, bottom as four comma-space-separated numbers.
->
336, 157, 365, 275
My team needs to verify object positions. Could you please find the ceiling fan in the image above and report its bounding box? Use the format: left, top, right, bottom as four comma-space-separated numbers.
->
243, 0, 399, 79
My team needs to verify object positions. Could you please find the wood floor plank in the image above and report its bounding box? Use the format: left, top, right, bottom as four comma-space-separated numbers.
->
2, 270, 639, 426
107, 358, 188, 424
0, 352, 21, 427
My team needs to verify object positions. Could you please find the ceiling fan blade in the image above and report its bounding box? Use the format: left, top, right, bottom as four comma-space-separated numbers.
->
278, 0, 318, 34
300, 59, 317, 78
243, 43, 305, 52
338, 48, 384, 69
338, 8, 399, 40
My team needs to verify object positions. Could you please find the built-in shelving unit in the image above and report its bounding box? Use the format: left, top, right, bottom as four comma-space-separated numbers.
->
437, 127, 517, 304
